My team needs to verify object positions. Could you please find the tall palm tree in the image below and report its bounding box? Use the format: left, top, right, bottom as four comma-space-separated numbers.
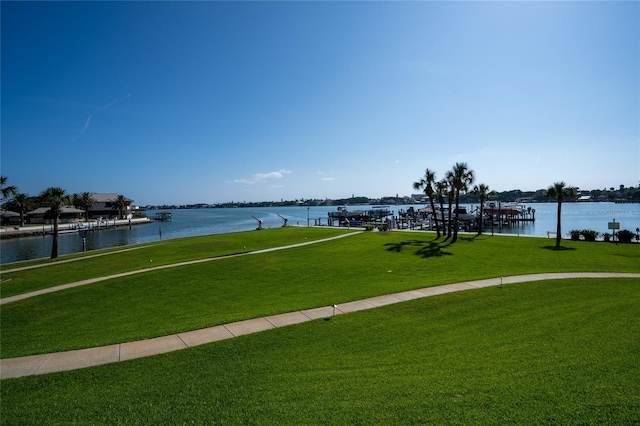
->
471, 183, 490, 235
73, 192, 96, 222
113, 194, 129, 219
40, 187, 70, 259
545, 182, 577, 248
413, 168, 440, 238
448, 162, 475, 243
1, 176, 17, 200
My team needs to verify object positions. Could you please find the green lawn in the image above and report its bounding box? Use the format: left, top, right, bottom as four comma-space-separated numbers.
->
2, 278, 638, 425
0, 227, 353, 297
1, 230, 638, 358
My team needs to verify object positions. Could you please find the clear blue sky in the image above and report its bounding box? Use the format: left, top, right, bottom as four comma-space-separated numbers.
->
2, 1, 638, 205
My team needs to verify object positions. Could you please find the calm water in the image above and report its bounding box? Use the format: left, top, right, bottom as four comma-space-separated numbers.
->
1, 203, 638, 264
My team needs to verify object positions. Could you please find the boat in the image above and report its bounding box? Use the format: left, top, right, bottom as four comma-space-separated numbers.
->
56, 229, 80, 235
483, 202, 527, 216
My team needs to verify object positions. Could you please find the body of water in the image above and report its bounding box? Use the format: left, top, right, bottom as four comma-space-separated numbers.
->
1, 203, 638, 264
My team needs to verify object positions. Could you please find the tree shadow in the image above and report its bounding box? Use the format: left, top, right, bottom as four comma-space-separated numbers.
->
384, 239, 453, 258
540, 245, 577, 251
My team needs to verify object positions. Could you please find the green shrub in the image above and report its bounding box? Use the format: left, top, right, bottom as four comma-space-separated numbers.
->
569, 230, 581, 241
581, 229, 599, 242
603, 233, 611, 242
617, 229, 635, 244
364, 224, 375, 231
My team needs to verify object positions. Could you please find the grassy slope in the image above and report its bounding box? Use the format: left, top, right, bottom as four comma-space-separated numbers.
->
2, 278, 639, 425
0, 227, 352, 297
1, 230, 638, 358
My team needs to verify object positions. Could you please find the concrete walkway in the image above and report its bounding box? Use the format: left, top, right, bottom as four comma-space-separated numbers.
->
2, 272, 638, 380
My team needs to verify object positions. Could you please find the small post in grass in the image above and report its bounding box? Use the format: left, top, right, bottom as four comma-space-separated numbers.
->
500, 276, 503, 289
332, 304, 337, 316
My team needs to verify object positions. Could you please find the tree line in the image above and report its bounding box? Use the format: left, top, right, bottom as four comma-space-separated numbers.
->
1, 177, 129, 259
412, 163, 576, 248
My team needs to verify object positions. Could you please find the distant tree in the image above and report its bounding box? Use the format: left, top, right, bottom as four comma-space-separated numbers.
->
448, 163, 475, 243
413, 168, 441, 238
10, 193, 32, 227
1, 176, 17, 200
545, 182, 578, 248
113, 194, 129, 219
40, 187, 71, 259
73, 192, 96, 221
471, 183, 490, 235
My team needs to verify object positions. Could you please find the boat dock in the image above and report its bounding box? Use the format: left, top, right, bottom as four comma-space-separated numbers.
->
483, 202, 536, 226
152, 212, 172, 221
327, 206, 393, 227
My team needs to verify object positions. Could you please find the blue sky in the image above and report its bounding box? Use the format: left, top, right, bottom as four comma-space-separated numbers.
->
2, 1, 638, 205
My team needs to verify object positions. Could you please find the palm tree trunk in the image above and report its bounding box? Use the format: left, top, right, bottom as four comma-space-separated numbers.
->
447, 199, 453, 240
478, 197, 485, 235
429, 197, 440, 238
555, 201, 562, 248
452, 191, 460, 243
51, 215, 59, 259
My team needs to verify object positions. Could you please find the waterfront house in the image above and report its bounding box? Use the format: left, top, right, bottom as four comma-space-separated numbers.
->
88, 193, 134, 219
26, 207, 85, 224
1, 209, 21, 226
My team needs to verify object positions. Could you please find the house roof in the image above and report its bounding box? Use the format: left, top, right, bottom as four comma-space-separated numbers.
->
0, 209, 20, 218
27, 207, 85, 215
91, 193, 133, 203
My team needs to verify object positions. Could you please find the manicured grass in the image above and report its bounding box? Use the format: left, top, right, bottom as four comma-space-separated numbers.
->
0, 227, 353, 297
1, 231, 638, 358
2, 279, 639, 424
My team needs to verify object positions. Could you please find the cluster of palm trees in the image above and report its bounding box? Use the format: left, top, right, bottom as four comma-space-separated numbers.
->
413, 162, 488, 243
1, 176, 131, 259
413, 166, 576, 248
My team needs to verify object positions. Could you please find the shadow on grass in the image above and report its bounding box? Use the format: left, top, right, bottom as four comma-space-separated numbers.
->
384, 239, 453, 258
541, 245, 577, 251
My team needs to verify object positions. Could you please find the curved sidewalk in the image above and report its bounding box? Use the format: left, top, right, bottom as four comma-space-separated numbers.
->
2, 272, 638, 380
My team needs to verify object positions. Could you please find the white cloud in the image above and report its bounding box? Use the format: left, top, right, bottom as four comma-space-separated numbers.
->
321, 177, 336, 181
72, 93, 131, 142
234, 169, 292, 185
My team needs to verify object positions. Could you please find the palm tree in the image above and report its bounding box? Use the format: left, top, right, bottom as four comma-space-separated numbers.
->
11, 193, 32, 227
40, 187, 70, 259
1, 176, 17, 200
448, 162, 475, 243
113, 194, 129, 219
413, 168, 440, 238
471, 183, 490, 235
73, 192, 96, 222
545, 182, 577, 248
